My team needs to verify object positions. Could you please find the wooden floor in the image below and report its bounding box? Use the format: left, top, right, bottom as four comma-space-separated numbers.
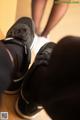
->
0, 93, 52, 120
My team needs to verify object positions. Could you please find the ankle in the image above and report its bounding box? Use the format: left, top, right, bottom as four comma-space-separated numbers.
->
35, 27, 41, 36
41, 32, 48, 37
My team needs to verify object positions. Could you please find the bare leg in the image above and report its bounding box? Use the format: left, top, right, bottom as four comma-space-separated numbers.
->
31, 0, 47, 35
41, 1, 69, 37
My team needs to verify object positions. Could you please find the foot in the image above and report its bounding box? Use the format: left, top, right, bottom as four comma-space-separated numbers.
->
6, 17, 35, 48
15, 42, 56, 118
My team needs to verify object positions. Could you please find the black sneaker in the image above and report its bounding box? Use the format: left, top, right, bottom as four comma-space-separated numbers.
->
15, 42, 56, 119
16, 93, 43, 119
4, 17, 35, 94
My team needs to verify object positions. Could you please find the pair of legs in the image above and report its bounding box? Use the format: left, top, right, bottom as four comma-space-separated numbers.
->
32, 0, 69, 37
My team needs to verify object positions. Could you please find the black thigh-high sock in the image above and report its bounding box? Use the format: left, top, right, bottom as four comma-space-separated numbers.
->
38, 36, 80, 120
0, 42, 13, 92
0, 39, 24, 93
23, 36, 80, 120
